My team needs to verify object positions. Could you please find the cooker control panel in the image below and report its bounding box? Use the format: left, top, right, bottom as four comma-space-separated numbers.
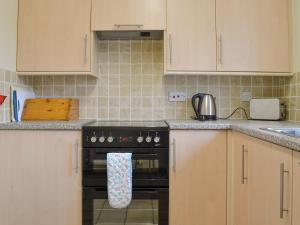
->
83, 128, 169, 148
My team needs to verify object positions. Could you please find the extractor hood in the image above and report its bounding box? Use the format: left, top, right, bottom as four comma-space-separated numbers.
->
96, 30, 163, 40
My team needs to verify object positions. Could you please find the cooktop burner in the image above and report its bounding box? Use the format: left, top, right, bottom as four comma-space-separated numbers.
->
85, 120, 168, 128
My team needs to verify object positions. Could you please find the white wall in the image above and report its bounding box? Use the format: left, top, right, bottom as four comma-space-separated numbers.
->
293, 0, 300, 72
0, 0, 18, 71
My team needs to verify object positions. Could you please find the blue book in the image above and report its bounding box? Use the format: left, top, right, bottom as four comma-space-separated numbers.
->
13, 90, 18, 122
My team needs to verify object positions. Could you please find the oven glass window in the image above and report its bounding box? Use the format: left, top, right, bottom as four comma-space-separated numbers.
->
94, 199, 159, 225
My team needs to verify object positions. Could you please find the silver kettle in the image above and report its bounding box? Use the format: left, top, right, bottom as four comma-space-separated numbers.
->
192, 93, 217, 121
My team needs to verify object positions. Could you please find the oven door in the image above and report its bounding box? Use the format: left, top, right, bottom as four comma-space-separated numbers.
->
83, 187, 169, 225
83, 148, 169, 187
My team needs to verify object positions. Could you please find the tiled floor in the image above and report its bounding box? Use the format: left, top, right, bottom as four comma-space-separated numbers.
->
94, 199, 158, 225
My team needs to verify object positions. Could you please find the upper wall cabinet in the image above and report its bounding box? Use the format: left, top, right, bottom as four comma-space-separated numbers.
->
216, 0, 290, 73
17, 0, 95, 76
165, 0, 291, 75
165, 0, 217, 72
91, 0, 166, 31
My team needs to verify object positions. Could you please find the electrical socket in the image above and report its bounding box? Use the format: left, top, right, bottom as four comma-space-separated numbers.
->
168, 92, 187, 102
240, 92, 252, 102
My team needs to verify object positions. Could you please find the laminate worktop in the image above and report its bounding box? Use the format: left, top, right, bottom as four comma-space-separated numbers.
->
166, 120, 300, 152
0, 120, 94, 130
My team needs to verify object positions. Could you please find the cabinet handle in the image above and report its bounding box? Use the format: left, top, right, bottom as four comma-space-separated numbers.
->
169, 34, 173, 65
280, 163, 289, 218
241, 145, 248, 184
114, 24, 143, 30
218, 34, 223, 65
84, 34, 88, 64
74, 141, 79, 174
172, 139, 176, 173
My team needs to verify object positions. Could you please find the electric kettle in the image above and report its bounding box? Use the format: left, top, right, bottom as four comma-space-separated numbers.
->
192, 93, 217, 121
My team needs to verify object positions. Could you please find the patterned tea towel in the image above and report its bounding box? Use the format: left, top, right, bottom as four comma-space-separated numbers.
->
107, 153, 132, 208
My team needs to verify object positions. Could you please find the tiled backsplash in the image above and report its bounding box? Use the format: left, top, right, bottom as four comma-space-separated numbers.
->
30, 40, 282, 121
0, 69, 33, 123
279, 72, 300, 121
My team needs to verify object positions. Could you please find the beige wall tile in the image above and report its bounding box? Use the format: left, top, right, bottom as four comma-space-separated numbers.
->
230, 76, 241, 86
109, 108, 120, 120
54, 76, 65, 85
252, 77, 263, 86
54, 86, 64, 96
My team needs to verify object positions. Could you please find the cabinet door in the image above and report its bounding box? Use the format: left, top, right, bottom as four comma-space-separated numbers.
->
17, 0, 91, 72
216, 0, 290, 72
229, 131, 293, 225
247, 137, 292, 225
92, 0, 166, 30
166, 0, 217, 72
293, 151, 300, 225
0, 131, 81, 225
170, 130, 227, 225
227, 131, 250, 225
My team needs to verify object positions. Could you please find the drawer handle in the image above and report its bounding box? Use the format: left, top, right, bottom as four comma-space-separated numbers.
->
241, 145, 248, 184
169, 34, 173, 65
172, 139, 176, 173
114, 24, 143, 30
280, 163, 289, 218
74, 141, 79, 174
218, 34, 223, 65
83, 34, 88, 64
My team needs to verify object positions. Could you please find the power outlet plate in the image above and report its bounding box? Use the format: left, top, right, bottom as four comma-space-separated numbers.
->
240, 92, 252, 102
168, 92, 187, 102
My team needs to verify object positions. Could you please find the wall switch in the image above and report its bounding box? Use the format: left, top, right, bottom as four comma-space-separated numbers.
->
240, 92, 252, 102
168, 92, 187, 102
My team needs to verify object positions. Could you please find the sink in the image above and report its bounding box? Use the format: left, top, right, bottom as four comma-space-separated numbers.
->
261, 128, 300, 138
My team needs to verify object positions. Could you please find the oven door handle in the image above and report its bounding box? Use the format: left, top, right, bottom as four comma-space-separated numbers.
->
91, 152, 159, 160
93, 187, 159, 194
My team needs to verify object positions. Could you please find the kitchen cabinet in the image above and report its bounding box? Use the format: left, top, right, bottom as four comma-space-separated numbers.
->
91, 0, 166, 31
165, 0, 216, 73
169, 130, 227, 225
216, 0, 290, 73
165, 0, 291, 75
0, 131, 81, 225
293, 151, 300, 225
228, 131, 293, 225
17, 0, 96, 76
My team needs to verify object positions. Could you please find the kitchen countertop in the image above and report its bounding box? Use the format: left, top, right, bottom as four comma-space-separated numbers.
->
166, 119, 300, 152
1, 119, 300, 151
0, 120, 95, 130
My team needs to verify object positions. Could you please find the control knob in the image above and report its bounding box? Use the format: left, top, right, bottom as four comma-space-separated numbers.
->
99, 136, 106, 143
154, 136, 160, 143
137, 136, 144, 143
107, 136, 114, 143
90, 136, 97, 143
146, 136, 152, 143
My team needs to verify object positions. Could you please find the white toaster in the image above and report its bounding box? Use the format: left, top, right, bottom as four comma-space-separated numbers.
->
250, 98, 286, 121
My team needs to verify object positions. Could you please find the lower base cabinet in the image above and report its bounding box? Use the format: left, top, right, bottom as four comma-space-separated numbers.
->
169, 130, 227, 225
228, 131, 293, 225
293, 151, 300, 225
0, 130, 81, 225
1, 129, 299, 225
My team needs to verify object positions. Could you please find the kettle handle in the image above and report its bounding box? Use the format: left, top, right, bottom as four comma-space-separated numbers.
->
192, 93, 205, 118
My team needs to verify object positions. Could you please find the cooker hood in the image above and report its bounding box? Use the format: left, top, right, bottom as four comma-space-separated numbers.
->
96, 30, 163, 40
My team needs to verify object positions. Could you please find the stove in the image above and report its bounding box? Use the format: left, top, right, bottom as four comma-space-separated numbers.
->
82, 121, 169, 225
